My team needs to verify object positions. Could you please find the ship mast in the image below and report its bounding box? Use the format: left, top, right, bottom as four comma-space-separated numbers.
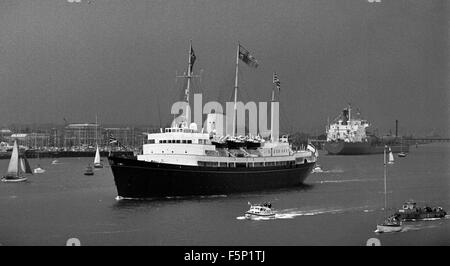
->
185, 40, 193, 125
232, 44, 240, 137
176, 41, 196, 127
270, 80, 276, 143
348, 103, 351, 122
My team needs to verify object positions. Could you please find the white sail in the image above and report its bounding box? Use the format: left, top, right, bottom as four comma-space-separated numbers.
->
20, 158, 25, 173
6, 140, 19, 175
94, 146, 101, 165
20, 156, 33, 174
388, 148, 394, 164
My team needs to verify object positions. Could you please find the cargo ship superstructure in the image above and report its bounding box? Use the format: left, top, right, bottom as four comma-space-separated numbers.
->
324, 105, 409, 155
108, 43, 317, 198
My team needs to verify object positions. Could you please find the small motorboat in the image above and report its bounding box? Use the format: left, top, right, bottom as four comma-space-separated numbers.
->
375, 215, 402, 233
84, 165, 94, 176
245, 202, 276, 219
33, 165, 46, 174
51, 159, 60, 165
312, 165, 323, 173
398, 152, 407, 158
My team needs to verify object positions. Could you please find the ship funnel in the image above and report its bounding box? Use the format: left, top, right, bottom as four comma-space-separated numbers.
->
395, 120, 398, 137
189, 123, 198, 131
342, 109, 349, 125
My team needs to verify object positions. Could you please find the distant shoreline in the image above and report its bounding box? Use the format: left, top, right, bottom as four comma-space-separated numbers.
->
0, 150, 134, 160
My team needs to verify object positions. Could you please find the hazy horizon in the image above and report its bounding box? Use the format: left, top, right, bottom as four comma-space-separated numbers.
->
0, 0, 448, 137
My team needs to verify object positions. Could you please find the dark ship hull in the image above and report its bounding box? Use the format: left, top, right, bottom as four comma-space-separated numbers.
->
324, 141, 409, 155
108, 156, 315, 198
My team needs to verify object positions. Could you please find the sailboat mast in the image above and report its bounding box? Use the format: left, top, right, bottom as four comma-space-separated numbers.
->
95, 114, 98, 146
384, 145, 387, 218
16, 141, 20, 177
232, 44, 240, 137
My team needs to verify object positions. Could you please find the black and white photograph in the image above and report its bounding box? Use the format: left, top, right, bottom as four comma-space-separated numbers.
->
0, 0, 448, 252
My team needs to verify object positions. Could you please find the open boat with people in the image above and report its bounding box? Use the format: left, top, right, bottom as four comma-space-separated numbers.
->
375, 215, 402, 233
393, 201, 447, 221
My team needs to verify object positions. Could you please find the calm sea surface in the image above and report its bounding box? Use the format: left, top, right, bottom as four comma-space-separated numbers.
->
0, 143, 449, 246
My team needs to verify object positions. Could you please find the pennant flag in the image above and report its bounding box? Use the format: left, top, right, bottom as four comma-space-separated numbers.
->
190, 45, 196, 71
273, 72, 281, 92
109, 134, 119, 144
238, 45, 258, 68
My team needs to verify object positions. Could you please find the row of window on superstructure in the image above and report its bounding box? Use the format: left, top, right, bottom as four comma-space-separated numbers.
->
164, 128, 195, 133
198, 160, 296, 168
273, 148, 289, 154
147, 139, 208, 144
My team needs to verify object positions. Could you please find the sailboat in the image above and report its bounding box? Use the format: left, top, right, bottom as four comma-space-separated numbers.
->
2, 140, 32, 183
388, 147, 394, 164
93, 115, 103, 168
93, 145, 103, 168
375, 145, 402, 233
398, 138, 407, 158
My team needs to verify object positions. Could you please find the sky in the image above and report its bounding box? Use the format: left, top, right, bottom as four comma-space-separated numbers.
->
0, 0, 448, 136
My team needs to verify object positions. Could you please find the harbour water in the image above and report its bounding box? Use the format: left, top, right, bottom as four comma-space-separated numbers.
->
0, 143, 448, 246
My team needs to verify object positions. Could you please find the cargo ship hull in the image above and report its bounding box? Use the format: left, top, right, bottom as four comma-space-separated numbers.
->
324, 141, 409, 155
108, 156, 315, 198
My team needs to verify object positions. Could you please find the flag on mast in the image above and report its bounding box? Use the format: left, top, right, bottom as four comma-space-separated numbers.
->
273, 72, 281, 92
238, 45, 258, 68
109, 133, 119, 145
190, 45, 196, 72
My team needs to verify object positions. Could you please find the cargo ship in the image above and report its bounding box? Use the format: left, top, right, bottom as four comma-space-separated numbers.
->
108, 43, 317, 199
324, 105, 409, 155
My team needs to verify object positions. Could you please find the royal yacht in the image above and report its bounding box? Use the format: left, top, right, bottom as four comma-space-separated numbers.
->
108, 43, 317, 198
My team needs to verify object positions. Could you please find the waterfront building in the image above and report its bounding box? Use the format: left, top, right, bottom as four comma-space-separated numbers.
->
0, 129, 12, 142
64, 123, 102, 149
9, 133, 51, 149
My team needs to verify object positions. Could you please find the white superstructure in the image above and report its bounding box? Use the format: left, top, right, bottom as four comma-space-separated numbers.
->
138, 123, 315, 167
326, 105, 369, 143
